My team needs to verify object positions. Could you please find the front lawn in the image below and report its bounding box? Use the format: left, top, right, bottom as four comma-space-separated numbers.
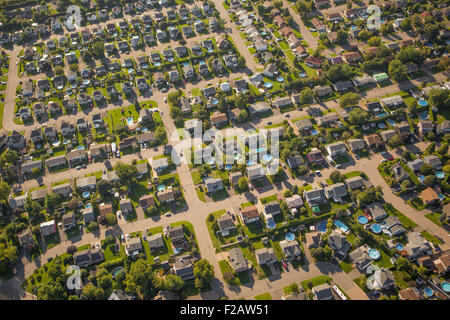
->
420, 230, 442, 245
254, 292, 272, 300
425, 212, 443, 227
301, 275, 332, 291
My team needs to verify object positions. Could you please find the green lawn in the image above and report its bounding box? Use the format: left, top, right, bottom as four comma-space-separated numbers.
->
425, 213, 443, 227
420, 230, 442, 245
218, 259, 250, 286
301, 276, 332, 291
254, 292, 272, 300
260, 194, 277, 204
104, 244, 121, 261
339, 261, 353, 273
384, 204, 418, 229
44, 233, 60, 250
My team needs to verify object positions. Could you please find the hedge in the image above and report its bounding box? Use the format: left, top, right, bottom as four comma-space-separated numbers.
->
399, 161, 420, 185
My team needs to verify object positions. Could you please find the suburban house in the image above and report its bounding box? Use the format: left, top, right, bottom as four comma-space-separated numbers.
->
139, 194, 155, 210
423, 155, 442, 170
369, 268, 396, 291
125, 237, 143, 257
172, 256, 195, 281
327, 231, 351, 259
240, 205, 260, 224
17, 229, 35, 251
217, 213, 236, 236
307, 148, 324, 163
40, 220, 57, 237
304, 188, 327, 206
228, 247, 248, 273
119, 198, 133, 216
349, 245, 372, 272
73, 248, 104, 267
247, 164, 265, 181
148, 233, 165, 252
76, 176, 96, 191
324, 183, 348, 203
204, 178, 223, 193
345, 176, 365, 190
367, 203, 388, 222
279, 240, 302, 260
285, 194, 303, 214
326, 142, 347, 158
312, 283, 333, 300
255, 248, 278, 265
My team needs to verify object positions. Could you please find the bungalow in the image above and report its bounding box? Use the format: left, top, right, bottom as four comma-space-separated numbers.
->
342, 51, 362, 64
148, 233, 165, 252
333, 81, 353, 92
228, 247, 248, 273
22, 160, 42, 174
381, 95, 404, 108
286, 194, 303, 213
407, 159, 424, 172
304, 188, 327, 206
29, 128, 43, 145
76, 176, 96, 191
345, 176, 365, 190
367, 202, 388, 222
327, 12, 343, 22
317, 113, 340, 127
240, 205, 260, 224
307, 148, 323, 163
45, 155, 67, 170
173, 256, 195, 281
119, 137, 138, 151
102, 171, 120, 185
52, 183, 72, 198
325, 142, 347, 157
380, 130, 397, 142
17, 229, 35, 251
90, 144, 111, 159
205, 178, 224, 193
139, 194, 155, 210
248, 102, 271, 115
312, 284, 333, 300
423, 155, 442, 170
247, 164, 265, 181
72, 248, 103, 268
137, 132, 156, 145
211, 113, 228, 127
150, 157, 169, 173
305, 56, 323, 69
286, 154, 304, 169
311, 17, 326, 32
31, 188, 47, 202
119, 198, 133, 216
9, 194, 28, 210
62, 212, 76, 230
8, 131, 26, 151
168, 225, 186, 248
392, 163, 409, 182
349, 245, 372, 272
40, 220, 57, 237
420, 187, 439, 205
273, 97, 292, 109
67, 150, 86, 167
263, 63, 278, 78
125, 237, 143, 257
157, 189, 175, 204
217, 213, 236, 236
255, 248, 278, 265
405, 232, 432, 259
325, 183, 348, 203
280, 240, 302, 260
369, 268, 396, 291
314, 85, 333, 97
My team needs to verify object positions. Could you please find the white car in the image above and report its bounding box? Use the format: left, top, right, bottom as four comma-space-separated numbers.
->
164, 97, 167, 103
125, 234, 130, 241
75, 166, 81, 170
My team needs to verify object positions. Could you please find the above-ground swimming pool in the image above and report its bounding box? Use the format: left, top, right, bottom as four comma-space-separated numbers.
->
277, 76, 284, 83
264, 82, 273, 89
211, 98, 219, 105
368, 249, 381, 260
376, 113, 388, 118
396, 243, 404, 251
377, 123, 386, 129
442, 282, 450, 293
77, 145, 85, 150
370, 223, 382, 234
436, 171, 445, 179
387, 119, 395, 126
334, 220, 349, 233
418, 175, 425, 182
126, 117, 133, 125
311, 129, 319, 135
285, 232, 295, 241
358, 215, 369, 224
173, 248, 180, 254
299, 73, 306, 78
82, 191, 91, 198
157, 185, 166, 192
424, 287, 434, 297
267, 220, 276, 229
418, 99, 428, 107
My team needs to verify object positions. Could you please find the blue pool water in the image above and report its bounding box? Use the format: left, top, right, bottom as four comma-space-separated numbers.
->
368, 249, 380, 260
442, 282, 450, 292
173, 248, 180, 254
261, 31, 267, 36
387, 119, 395, 126
127, 68, 134, 73
424, 287, 434, 297
418, 174, 425, 182
299, 72, 306, 78
183, 62, 190, 66
83, 79, 90, 85
126, 117, 133, 125
358, 215, 369, 225
77, 145, 85, 150
267, 220, 276, 229
378, 123, 386, 129
211, 98, 219, 105
262, 154, 272, 162
154, 62, 161, 66
82, 191, 91, 198
376, 113, 388, 118
335, 220, 349, 233
157, 185, 166, 192
317, 220, 327, 232
396, 243, 404, 251
199, 60, 206, 65
264, 82, 273, 88
285, 232, 295, 241
85, 203, 92, 209
370, 223, 382, 234
438, 194, 445, 200
225, 164, 232, 170
311, 129, 319, 135
141, 127, 148, 133
247, 160, 256, 166
436, 171, 445, 179
277, 76, 284, 83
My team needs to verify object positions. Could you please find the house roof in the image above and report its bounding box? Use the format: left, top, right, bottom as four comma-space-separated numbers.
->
241, 205, 259, 219
420, 187, 439, 203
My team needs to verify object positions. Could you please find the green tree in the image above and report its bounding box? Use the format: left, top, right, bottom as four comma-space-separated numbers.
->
327, 63, 353, 82
92, 41, 105, 59
329, 170, 342, 183
238, 56, 246, 68
4, 150, 18, 164
164, 274, 185, 292
146, 206, 158, 216
193, 259, 215, 289
125, 259, 155, 299
114, 161, 138, 182
237, 109, 248, 123
388, 134, 403, 148
420, 163, 433, 176
106, 213, 117, 225
336, 30, 348, 45
237, 176, 248, 190
388, 59, 408, 82
367, 36, 381, 47
428, 89, 449, 107
340, 92, 361, 108
396, 46, 419, 64
299, 88, 314, 105
347, 108, 369, 125
0, 181, 12, 201
97, 179, 112, 196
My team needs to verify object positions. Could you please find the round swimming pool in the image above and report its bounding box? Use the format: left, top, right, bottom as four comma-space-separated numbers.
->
173, 248, 180, 254
211, 98, 219, 105
311, 129, 319, 135
77, 145, 85, 150
368, 249, 380, 260
246, 161, 255, 166
370, 223, 382, 234
285, 232, 295, 241
442, 282, 450, 293
424, 287, 434, 297
276, 76, 284, 83
299, 72, 306, 78
396, 243, 404, 251
436, 171, 445, 179
85, 203, 92, 209
267, 221, 276, 229
157, 185, 166, 192
358, 215, 369, 224
418, 99, 428, 107
264, 82, 273, 89
82, 191, 91, 198
262, 154, 272, 162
